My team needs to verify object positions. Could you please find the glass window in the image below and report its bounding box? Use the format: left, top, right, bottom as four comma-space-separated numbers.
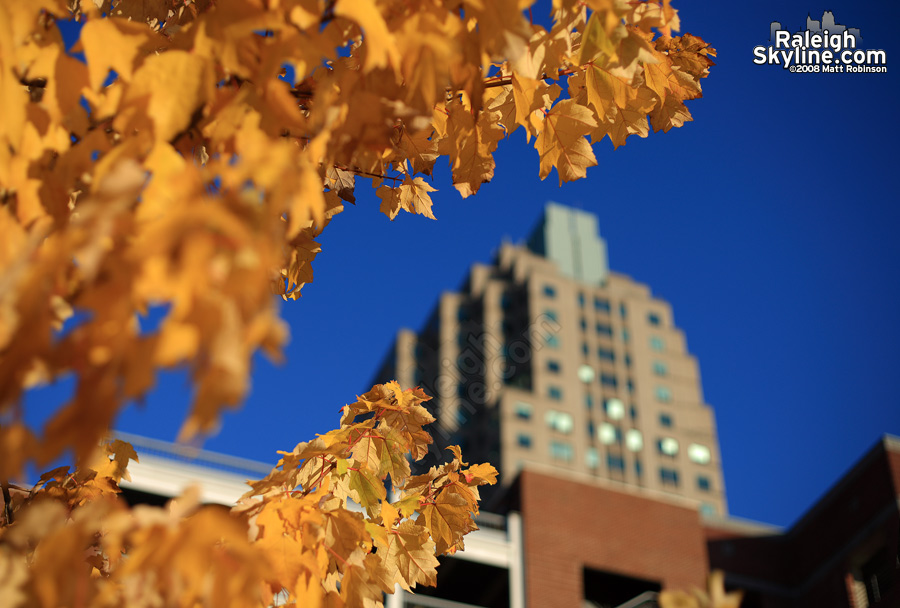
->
600, 374, 618, 388
697, 476, 711, 491
634, 458, 643, 476
596, 323, 613, 337
629, 405, 638, 420
659, 413, 673, 428
653, 361, 668, 376
578, 293, 585, 307
608, 454, 625, 472
457, 383, 467, 398
597, 348, 615, 362
647, 312, 661, 326
594, 298, 611, 313
585, 393, 594, 409
547, 360, 561, 373
660, 468, 679, 486
626, 379, 634, 393
625, 429, 643, 452
543, 285, 556, 298
550, 441, 574, 462
545, 410, 573, 433
580, 318, 587, 331
655, 385, 672, 403
700, 503, 717, 517
650, 336, 664, 351
657, 437, 679, 456
604, 398, 625, 420
624, 353, 632, 367
622, 329, 630, 343
598, 423, 621, 445
586, 447, 600, 469
581, 342, 589, 356
545, 334, 560, 348
688, 443, 712, 465
548, 386, 563, 401
619, 303, 627, 318
544, 309, 558, 322
517, 434, 532, 448
514, 401, 532, 420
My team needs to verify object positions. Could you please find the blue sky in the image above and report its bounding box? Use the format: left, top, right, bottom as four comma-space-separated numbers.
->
34, 1, 900, 529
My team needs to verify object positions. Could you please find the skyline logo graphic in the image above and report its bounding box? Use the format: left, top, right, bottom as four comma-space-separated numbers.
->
753, 11, 887, 73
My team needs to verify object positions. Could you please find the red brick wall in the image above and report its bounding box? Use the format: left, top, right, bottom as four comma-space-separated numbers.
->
519, 470, 709, 607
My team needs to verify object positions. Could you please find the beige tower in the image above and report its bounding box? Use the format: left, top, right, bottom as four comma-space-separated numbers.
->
371, 203, 726, 516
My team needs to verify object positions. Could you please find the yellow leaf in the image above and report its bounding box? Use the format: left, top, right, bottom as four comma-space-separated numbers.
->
535, 99, 598, 184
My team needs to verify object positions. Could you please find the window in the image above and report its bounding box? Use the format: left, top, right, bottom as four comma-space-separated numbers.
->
621, 329, 629, 343
582, 342, 589, 356
585, 393, 594, 409
587, 421, 595, 438
659, 413, 673, 428
580, 318, 587, 331
586, 447, 600, 469
544, 309, 558, 322
688, 443, 712, 465
604, 398, 625, 420
598, 423, 621, 445
594, 298, 611, 313
626, 379, 634, 393
517, 434, 532, 448
608, 454, 626, 472
625, 429, 643, 452
578, 293, 585, 307
629, 405, 638, 420
545, 410, 573, 433
660, 468, 679, 486
548, 386, 563, 401
545, 334, 560, 348
547, 360, 561, 373
862, 547, 896, 605
596, 323, 613, 337
514, 401, 533, 420
543, 284, 556, 298
697, 476, 711, 491
457, 307, 469, 322
457, 383, 467, 398
657, 437, 679, 456
550, 441, 574, 462
650, 336, 664, 351
700, 503, 717, 517
655, 385, 672, 403
634, 458, 643, 476
501, 293, 512, 310
600, 373, 618, 388
652, 361, 668, 376
647, 312, 661, 326
624, 353, 632, 367
619, 303, 627, 318
597, 348, 615, 362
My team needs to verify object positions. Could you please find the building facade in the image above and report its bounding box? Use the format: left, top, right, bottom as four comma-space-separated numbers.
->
372, 203, 725, 516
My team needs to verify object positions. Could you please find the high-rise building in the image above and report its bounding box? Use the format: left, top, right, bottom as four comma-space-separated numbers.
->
371, 202, 726, 516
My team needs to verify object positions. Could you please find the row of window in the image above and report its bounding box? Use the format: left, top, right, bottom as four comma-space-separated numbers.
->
523, 436, 712, 491
548, 383, 673, 403
517, 403, 711, 465
523, 399, 676, 431
547, 357, 668, 378
541, 287, 664, 328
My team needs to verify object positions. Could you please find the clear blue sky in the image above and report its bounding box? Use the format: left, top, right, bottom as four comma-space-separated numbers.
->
34, 1, 900, 529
